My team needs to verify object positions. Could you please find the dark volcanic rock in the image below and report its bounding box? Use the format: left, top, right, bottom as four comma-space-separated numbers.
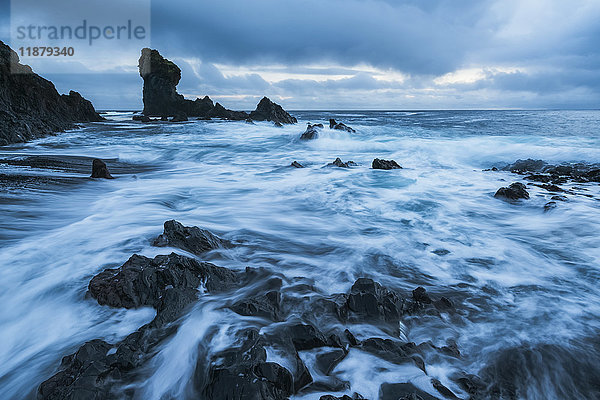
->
88, 252, 237, 312
343, 278, 403, 324
300, 123, 323, 140
503, 159, 546, 173
0, 41, 103, 146
90, 159, 114, 179
291, 161, 305, 168
249, 97, 297, 124
231, 290, 282, 321
138, 48, 247, 120
329, 119, 356, 133
379, 383, 441, 400
132, 114, 151, 122
328, 158, 357, 168
202, 328, 296, 399
372, 158, 402, 170
544, 201, 557, 212
41, 252, 240, 400
494, 182, 530, 200
170, 112, 188, 122
153, 219, 225, 255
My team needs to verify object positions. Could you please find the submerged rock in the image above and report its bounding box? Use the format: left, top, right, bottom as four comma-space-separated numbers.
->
249, 97, 297, 124
329, 119, 356, 133
372, 158, 402, 170
0, 41, 103, 146
494, 182, 530, 200
300, 123, 323, 140
544, 201, 557, 212
291, 161, 305, 168
328, 158, 357, 168
153, 219, 224, 255
231, 290, 282, 321
90, 159, 114, 179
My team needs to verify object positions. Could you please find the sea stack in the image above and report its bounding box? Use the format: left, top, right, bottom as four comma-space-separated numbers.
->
0, 41, 103, 146
138, 48, 295, 122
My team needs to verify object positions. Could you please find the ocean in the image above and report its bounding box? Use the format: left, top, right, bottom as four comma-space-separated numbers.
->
1, 110, 599, 399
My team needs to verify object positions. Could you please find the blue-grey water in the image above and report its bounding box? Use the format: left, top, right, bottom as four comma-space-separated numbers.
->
0, 110, 599, 399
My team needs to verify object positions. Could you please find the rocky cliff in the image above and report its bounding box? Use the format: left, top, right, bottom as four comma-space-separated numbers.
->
138, 48, 296, 124
0, 41, 104, 146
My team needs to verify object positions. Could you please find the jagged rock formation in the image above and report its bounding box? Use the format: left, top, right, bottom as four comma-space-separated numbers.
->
494, 182, 530, 200
90, 159, 114, 179
0, 41, 103, 146
250, 97, 297, 124
372, 158, 402, 170
300, 123, 323, 140
138, 48, 295, 123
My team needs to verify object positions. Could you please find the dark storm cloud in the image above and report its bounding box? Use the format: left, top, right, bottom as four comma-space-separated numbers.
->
150, 0, 492, 76
2, 0, 599, 108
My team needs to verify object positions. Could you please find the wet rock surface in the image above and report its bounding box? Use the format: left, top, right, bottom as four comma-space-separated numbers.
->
90, 159, 113, 179
329, 119, 356, 133
328, 158, 358, 168
0, 41, 103, 146
300, 123, 323, 140
372, 158, 402, 170
494, 182, 530, 200
153, 219, 225, 255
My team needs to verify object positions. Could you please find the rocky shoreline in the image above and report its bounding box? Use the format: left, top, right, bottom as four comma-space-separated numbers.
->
0, 41, 104, 146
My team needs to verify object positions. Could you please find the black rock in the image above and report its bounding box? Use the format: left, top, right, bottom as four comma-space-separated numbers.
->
249, 97, 297, 124
138, 48, 248, 120
291, 161, 305, 168
202, 328, 296, 399
379, 382, 440, 400
329, 119, 356, 133
316, 349, 347, 375
245, 118, 255, 124
372, 158, 402, 170
231, 290, 282, 321
287, 323, 330, 351
0, 41, 103, 146
343, 278, 403, 324
503, 159, 546, 173
300, 123, 323, 140
90, 159, 114, 179
328, 158, 357, 168
153, 219, 224, 255
431, 378, 459, 399
170, 112, 188, 122
413, 287, 432, 304
544, 201, 557, 212
132, 114, 151, 122
551, 195, 568, 201
88, 252, 237, 312
494, 182, 530, 200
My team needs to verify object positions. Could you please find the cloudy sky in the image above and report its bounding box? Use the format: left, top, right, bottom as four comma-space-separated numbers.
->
2, 0, 600, 110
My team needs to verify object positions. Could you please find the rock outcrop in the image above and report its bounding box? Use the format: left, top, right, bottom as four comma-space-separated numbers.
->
138, 48, 295, 123
329, 119, 355, 133
494, 182, 530, 200
249, 97, 297, 124
327, 158, 357, 168
300, 123, 323, 140
372, 158, 402, 170
0, 41, 103, 146
90, 159, 114, 179
153, 219, 225, 255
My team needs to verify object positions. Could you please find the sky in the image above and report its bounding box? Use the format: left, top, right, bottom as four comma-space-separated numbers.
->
1, 0, 600, 110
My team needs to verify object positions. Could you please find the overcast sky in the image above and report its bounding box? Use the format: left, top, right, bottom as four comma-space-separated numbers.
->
2, 0, 600, 110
